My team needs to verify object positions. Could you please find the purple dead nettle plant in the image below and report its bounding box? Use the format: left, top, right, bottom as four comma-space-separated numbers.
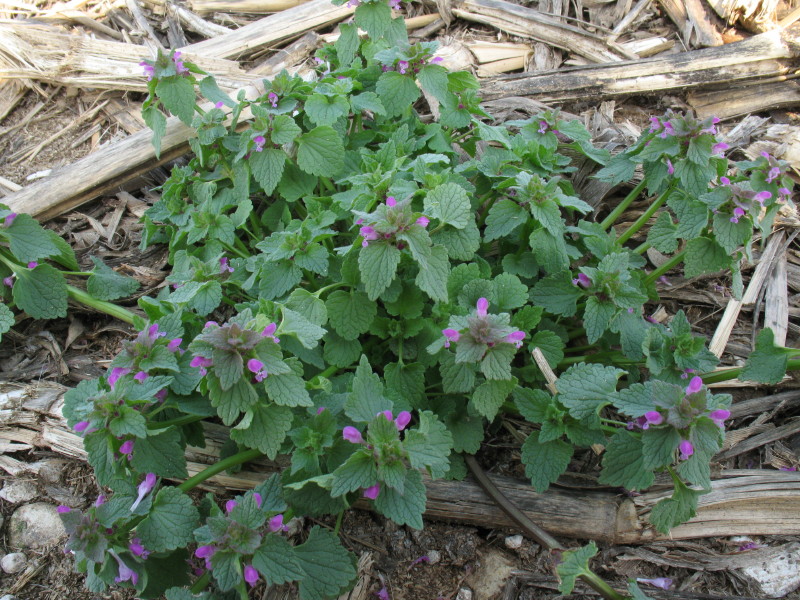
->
440, 298, 527, 354
355, 196, 430, 250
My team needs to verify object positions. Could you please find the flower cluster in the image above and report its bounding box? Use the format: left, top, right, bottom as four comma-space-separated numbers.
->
109, 323, 182, 388
189, 319, 280, 382
356, 196, 429, 249
440, 298, 527, 353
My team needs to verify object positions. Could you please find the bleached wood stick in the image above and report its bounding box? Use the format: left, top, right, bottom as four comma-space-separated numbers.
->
189, 0, 310, 13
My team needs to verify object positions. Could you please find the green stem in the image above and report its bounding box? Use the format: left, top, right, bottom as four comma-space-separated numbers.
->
579, 570, 627, 600
178, 448, 263, 493
633, 241, 650, 255
236, 581, 249, 600
190, 572, 211, 594
66, 285, 137, 325
333, 510, 345, 535
644, 250, 686, 285
147, 414, 206, 429
701, 358, 800, 384
600, 180, 647, 230
61, 271, 93, 277
616, 189, 668, 246
313, 282, 348, 297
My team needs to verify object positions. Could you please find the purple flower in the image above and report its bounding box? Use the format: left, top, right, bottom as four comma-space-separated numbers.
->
269, 513, 288, 532
429, 56, 443, 64
504, 330, 526, 349
57, 505, 71, 513
129, 538, 150, 558
720, 176, 731, 186
659, 121, 675, 138
380, 410, 393, 421
376, 587, 390, 600
253, 492, 263, 508
190, 355, 213, 376
537, 120, 548, 134
680, 368, 694, 380
346, 0, 359, 7
780, 466, 797, 471
139, 60, 154, 80
397, 61, 409, 75
172, 51, 189, 76
343, 426, 364, 444
476, 297, 489, 317
167, 338, 182, 352
761, 151, 771, 159
215, 101, 224, 109
27, 261, 38, 269
386, 196, 397, 207
148, 323, 165, 340
133, 371, 149, 383
572, 273, 591, 288
636, 577, 672, 590
753, 190, 772, 205
112, 551, 139, 586
778, 187, 791, 203
225, 499, 237, 513
685, 376, 703, 395
205, 321, 218, 328
219, 257, 234, 274
666, 158, 674, 175
678, 440, 694, 460
268, 92, 279, 108
648, 116, 661, 132
713, 142, 729, 156
766, 166, 781, 184
195, 545, 216, 559
95, 494, 106, 507
411, 555, 430, 566
363, 484, 380, 500
73, 420, 90, 433
130, 473, 157, 512
247, 358, 268, 382
244, 564, 260, 586
644, 411, 663, 426
2, 276, 13, 287
3, 212, 17, 227
709, 408, 730, 427
389, 0, 401, 8
360, 225, 379, 247
394, 411, 412, 431
416, 216, 430, 227
442, 328, 460, 349
119, 440, 134, 456
108, 367, 131, 389
738, 541, 765, 551
253, 135, 266, 152
261, 322, 280, 343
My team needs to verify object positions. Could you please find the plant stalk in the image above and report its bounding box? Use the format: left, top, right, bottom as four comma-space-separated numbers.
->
599, 180, 647, 230
66, 285, 137, 324
147, 414, 206, 429
701, 358, 800, 384
616, 189, 668, 246
178, 448, 263, 492
644, 250, 686, 285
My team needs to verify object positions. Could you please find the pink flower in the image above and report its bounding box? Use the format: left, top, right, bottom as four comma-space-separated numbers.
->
172, 51, 189, 76
253, 135, 266, 152
389, 0, 401, 8
360, 225, 379, 247
3, 212, 17, 227
712, 142, 729, 156
644, 411, 663, 426
244, 565, 260, 586
57, 505, 71, 513
261, 322, 280, 343
247, 358, 268, 382
572, 273, 591, 288
394, 411, 412, 431
269, 513, 288, 532
27, 262, 38, 269
219, 257, 234, 274
680, 368, 694, 380
190, 355, 213, 376
268, 92, 279, 108
215, 101, 224, 108
476, 297, 489, 317
504, 330, 526, 349
778, 187, 791, 203
253, 492, 262, 508
73, 421, 90, 433
95, 494, 106, 507
730, 206, 745, 223
429, 56, 443, 64
139, 61, 154, 80
380, 410, 393, 421
709, 409, 730, 427
685, 376, 703, 395
167, 338, 182, 352
112, 551, 139, 586
753, 191, 772, 204
416, 216, 429, 227
129, 538, 150, 559
386, 196, 397, 207
2, 276, 12, 287
766, 167, 781, 184
397, 61, 409, 74
678, 440, 694, 460
195, 545, 216, 559
148, 324, 165, 340
720, 176, 731, 186
648, 116, 660, 132
108, 367, 131, 389
442, 328, 460, 348
363, 484, 380, 500
225, 499, 237, 513
659, 121, 675, 138
666, 158, 674, 175
204, 321, 218, 328
636, 577, 672, 590
119, 440, 134, 456
133, 371, 149, 383
130, 473, 157, 512
343, 426, 364, 444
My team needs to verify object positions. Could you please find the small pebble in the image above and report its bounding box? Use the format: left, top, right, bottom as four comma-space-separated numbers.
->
1, 552, 27, 574
0, 481, 37, 504
1, 595, 20, 600
426, 550, 441, 565
455, 587, 473, 600
504, 534, 524, 549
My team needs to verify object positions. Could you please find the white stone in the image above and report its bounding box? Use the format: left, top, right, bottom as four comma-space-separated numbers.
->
455, 587, 473, 600
743, 545, 800, 598
426, 549, 441, 565
8, 503, 66, 549
0, 481, 37, 504
1, 595, 20, 600
1, 553, 26, 574
505, 534, 524, 549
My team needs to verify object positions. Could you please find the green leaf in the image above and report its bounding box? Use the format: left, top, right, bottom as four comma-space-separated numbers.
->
384, 361, 425, 409
432, 220, 480, 261
530, 272, 581, 317
374, 468, 426, 529
417, 64, 449, 103
354, 0, 391, 37
712, 211, 751, 254
521, 430, 573, 492
137, 487, 199, 552
131, 428, 188, 478
209, 550, 240, 592
108, 406, 147, 438
350, 92, 386, 115
641, 426, 681, 470
231, 403, 293, 458
480, 344, 515, 381
376, 71, 420, 118
598, 430, 654, 491
556, 542, 598, 595
265, 372, 312, 407
492, 273, 528, 310
740, 328, 789, 384
557, 363, 624, 420
424, 183, 471, 229
335, 23, 359, 67
331, 450, 376, 497
684, 236, 730, 278
439, 351, 476, 393
415, 244, 450, 303
345, 355, 392, 422
281, 307, 325, 349
472, 378, 517, 421
359, 242, 401, 300
271, 114, 302, 145
484, 200, 526, 242
156, 76, 195, 125
295, 527, 357, 600
296, 126, 344, 177
199, 75, 234, 107
323, 332, 362, 368
249, 148, 286, 195
252, 536, 305, 585
530, 330, 565, 368
403, 411, 453, 478
87, 257, 140, 301
304, 93, 350, 127
646, 211, 678, 254
143, 105, 167, 158
513, 387, 552, 423
3, 214, 60, 262
649, 479, 702, 534
326, 290, 376, 340
583, 297, 615, 344
13, 264, 67, 319
0, 303, 14, 341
